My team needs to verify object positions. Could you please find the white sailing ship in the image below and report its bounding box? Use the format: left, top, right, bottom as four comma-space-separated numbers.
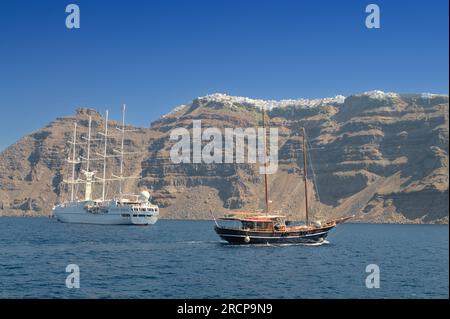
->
53, 106, 159, 225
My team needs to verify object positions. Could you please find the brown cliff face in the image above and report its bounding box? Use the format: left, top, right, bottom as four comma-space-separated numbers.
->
0, 93, 448, 223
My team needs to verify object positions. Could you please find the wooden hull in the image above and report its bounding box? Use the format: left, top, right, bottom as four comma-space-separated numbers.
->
214, 225, 335, 245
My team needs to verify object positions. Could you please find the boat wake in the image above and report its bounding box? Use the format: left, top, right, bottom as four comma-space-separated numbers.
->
300, 240, 330, 246
222, 240, 330, 248
266, 240, 330, 247
185, 240, 218, 245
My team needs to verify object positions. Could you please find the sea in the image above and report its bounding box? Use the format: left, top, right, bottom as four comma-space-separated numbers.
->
0, 218, 448, 298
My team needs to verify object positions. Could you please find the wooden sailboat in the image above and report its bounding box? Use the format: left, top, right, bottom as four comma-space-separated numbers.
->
214, 109, 352, 245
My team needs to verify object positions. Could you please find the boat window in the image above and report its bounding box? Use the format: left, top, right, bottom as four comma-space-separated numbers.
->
242, 221, 256, 230
256, 222, 273, 230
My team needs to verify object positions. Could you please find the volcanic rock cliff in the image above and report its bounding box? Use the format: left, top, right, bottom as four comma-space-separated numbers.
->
0, 91, 448, 223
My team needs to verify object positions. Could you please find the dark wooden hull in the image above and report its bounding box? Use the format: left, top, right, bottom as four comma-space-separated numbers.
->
214, 225, 335, 245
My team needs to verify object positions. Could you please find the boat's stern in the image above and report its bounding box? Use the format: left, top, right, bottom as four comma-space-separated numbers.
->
130, 212, 159, 225
129, 205, 159, 226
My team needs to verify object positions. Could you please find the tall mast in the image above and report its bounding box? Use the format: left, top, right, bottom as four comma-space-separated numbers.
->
119, 104, 126, 195
111, 105, 139, 199
83, 116, 94, 201
101, 110, 109, 201
70, 122, 77, 202
262, 109, 269, 215
86, 116, 92, 172
302, 127, 309, 226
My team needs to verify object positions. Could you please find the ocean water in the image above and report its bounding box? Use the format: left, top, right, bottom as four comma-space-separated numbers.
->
0, 218, 448, 299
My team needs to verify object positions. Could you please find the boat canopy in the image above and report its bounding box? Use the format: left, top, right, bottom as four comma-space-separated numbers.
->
219, 212, 286, 222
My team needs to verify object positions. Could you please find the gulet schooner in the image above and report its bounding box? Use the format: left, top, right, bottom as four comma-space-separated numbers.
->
214, 109, 352, 244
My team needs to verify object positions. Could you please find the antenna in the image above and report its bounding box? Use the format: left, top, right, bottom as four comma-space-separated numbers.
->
101, 110, 109, 202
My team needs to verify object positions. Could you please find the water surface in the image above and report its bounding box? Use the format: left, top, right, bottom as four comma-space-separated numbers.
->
0, 218, 448, 298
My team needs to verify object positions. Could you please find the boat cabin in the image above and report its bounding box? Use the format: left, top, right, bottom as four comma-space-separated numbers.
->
219, 214, 287, 232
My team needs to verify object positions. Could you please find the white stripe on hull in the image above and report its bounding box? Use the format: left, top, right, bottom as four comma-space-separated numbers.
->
219, 231, 328, 239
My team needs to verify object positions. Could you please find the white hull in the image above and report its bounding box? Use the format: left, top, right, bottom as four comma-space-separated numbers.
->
54, 201, 158, 225
56, 107, 159, 226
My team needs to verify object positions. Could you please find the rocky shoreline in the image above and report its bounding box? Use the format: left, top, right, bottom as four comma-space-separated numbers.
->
0, 91, 448, 224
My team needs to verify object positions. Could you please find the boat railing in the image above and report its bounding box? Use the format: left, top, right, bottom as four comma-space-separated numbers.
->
217, 219, 282, 232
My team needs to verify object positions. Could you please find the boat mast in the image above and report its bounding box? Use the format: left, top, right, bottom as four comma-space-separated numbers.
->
101, 110, 109, 201
86, 116, 92, 172
302, 127, 309, 226
119, 104, 126, 196
70, 122, 77, 202
262, 109, 269, 215
111, 105, 140, 199
83, 116, 94, 201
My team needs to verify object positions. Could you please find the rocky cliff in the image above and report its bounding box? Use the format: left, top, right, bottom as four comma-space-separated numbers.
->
0, 91, 448, 223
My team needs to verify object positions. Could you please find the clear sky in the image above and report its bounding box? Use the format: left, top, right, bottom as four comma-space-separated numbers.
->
0, 0, 448, 150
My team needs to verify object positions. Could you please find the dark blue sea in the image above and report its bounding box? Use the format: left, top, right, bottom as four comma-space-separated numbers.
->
0, 218, 448, 298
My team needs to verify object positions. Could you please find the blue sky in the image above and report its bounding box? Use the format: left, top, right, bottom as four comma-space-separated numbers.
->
0, 0, 448, 150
